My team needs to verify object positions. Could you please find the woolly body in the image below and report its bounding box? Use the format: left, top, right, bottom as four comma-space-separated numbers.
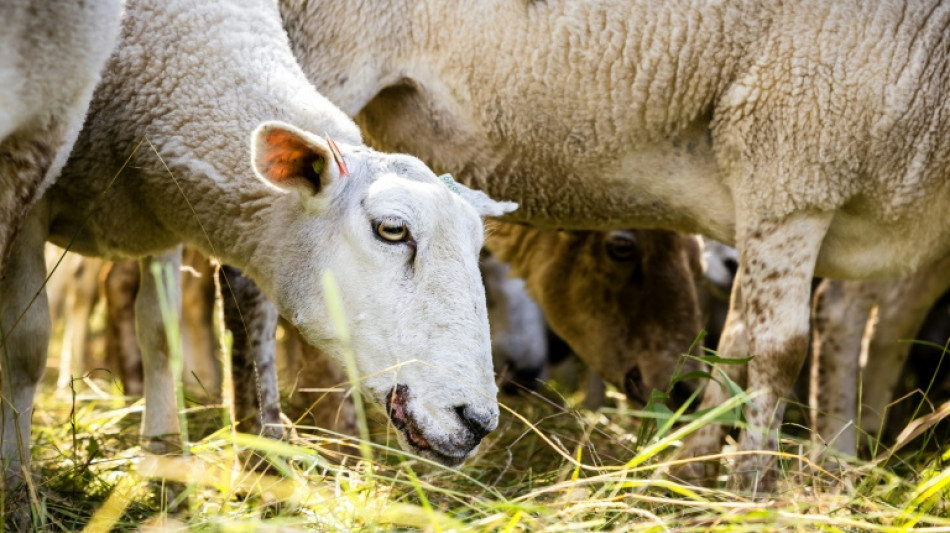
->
284, 0, 950, 277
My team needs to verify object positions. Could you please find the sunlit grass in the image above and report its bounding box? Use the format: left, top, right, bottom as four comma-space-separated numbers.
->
18, 354, 949, 532
18, 249, 950, 531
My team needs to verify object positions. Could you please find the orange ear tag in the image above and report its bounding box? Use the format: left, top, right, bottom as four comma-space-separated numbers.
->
325, 135, 350, 176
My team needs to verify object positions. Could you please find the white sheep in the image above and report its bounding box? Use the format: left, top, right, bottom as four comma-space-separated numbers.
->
0, 0, 515, 484
280, 0, 950, 490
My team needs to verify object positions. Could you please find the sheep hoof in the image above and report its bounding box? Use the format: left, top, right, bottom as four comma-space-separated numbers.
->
142, 434, 184, 456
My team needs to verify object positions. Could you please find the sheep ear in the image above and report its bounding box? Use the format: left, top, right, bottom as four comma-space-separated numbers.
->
251, 121, 340, 195
451, 179, 518, 217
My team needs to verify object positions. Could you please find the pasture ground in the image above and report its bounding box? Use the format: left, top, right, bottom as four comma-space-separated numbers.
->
15, 338, 950, 532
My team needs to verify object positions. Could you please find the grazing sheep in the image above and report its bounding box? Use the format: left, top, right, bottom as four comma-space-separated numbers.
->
0, 0, 123, 271
0, 0, 514, 483
486, 224, 706, 406
280, 0, 950, 489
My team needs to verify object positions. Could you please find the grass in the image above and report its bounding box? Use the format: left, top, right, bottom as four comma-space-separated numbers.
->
14, 343, 950, 532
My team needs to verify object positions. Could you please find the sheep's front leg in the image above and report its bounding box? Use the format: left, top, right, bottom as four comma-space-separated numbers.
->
136, 247, 184, 453
731, 212, 832, 493
0, 206, 50, 486
218, 266, 282, 438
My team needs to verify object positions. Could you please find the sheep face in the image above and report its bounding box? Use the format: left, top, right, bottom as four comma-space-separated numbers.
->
488, 226, 706, 407
251, 121, 516, 466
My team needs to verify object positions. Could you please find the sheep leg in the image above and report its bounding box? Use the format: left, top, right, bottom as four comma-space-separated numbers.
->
859, 256, 950, 441
105, 260, 144, 396
730, 212, 833, 493
218, 266, 282, 438
809, 279, 878, 460
135, 247, 184, 453
0, 205, 50, 490
179, 250, 220, 397
671, 272, 748, 486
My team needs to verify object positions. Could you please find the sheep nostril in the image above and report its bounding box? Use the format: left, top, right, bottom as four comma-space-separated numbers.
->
455, 405, 493, 442
723, 257, 739, 278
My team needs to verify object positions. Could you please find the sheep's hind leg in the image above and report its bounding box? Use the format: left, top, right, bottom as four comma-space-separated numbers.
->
809, 279, 878, 462
135, 247, 184, 455
858, 257, 950, 446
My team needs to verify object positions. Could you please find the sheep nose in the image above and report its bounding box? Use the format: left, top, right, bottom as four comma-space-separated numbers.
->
455, 405, 495, 441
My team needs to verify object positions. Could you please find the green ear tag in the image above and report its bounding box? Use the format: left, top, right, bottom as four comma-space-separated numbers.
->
312, 158, 325, 175
439, 173, 461, 195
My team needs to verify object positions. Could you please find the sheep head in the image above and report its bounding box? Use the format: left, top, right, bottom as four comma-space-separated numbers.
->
248, 121, 516, 466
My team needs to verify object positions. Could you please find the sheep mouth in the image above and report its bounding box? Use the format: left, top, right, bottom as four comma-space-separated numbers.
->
385, 384, 468, 466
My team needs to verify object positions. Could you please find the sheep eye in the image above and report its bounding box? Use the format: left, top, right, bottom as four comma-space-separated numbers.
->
606, 231, 639, 261
375, 220, 409, 242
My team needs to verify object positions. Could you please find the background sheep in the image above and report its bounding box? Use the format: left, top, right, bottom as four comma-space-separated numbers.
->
486, 224, 706, 407
280, 0, 950, 490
